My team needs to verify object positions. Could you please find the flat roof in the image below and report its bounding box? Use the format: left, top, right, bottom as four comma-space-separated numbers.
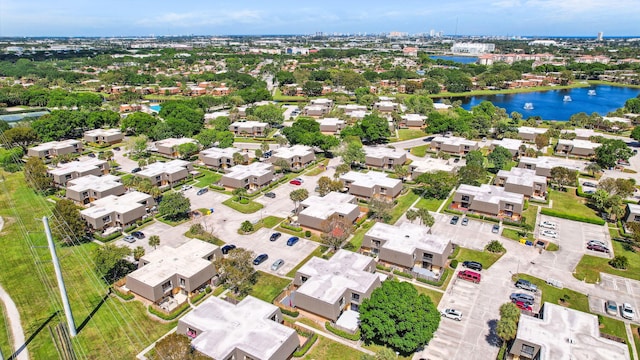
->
230, 121, 268, 129
340, 171, 401, 189
128, 239, 217, 287
310, 98, 333, 105
272, 145, 314, 159
604, 116, 631, 124
518, 126, 548, 135
137, 160, 190, 177
48, 158, 107, 176
557, 139, 600, 150
84, 128, 122, 137
223, 162, 273, 180
431, 136, 477, 147
497, 168, 547, 187
563, 128, 597, 138
366, 222, 450, 255
155, 137, 197, 148
519, 156, 587, 172
31, 139, 81, 151
80, 191, 151, 218
627, 203, 640, 213
297, 250, 379, 304
374, 101, 397, 107
364, 146, 406, 160
199, 147, 240, 159
66, 174, 122, 193
181, 296, 296, 360
317, 117, 345, 126
516, 302, 629, 360
401, 113, 427, 121
410, 158, 461, 173
299, 192, 359, 220
457, 184, 524, 205
492, 138, 523, 151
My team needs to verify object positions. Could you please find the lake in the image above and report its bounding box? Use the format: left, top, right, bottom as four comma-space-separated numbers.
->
430, 55, 478, 64
453, 85, 640, 121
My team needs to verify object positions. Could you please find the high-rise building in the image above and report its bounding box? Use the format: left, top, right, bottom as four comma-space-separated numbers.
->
597, 31, 604, 41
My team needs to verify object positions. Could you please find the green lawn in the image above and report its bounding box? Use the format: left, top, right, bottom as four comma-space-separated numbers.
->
389, 191, 420, 224
362, 343, 412, 360
456, 247, 504, 270
0, 303, 10, 360
412, 284, 444, 305
249, 271, 291, 303
522, 203, 538, 229
549, 190, 601, 222
346, 221, 375, 252
397, 129, 426, 141
415, 197, 443, 212
599, 316, 629, 344
410, 145, 429, 157
632, 325, 640, 357
238, 216, 285, 235
574, 237, 640, 283
222, 197, 264, 214
194, 169, 223, 188
285, 246, 326, 278
513, 274, 589, 313
303, 336, 365, 360
0, 171, 175, 359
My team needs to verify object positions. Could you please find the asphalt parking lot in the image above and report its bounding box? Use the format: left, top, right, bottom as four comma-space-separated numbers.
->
428, 213, 500, 251
590, 273, 640, 325
536, 214, 610, 262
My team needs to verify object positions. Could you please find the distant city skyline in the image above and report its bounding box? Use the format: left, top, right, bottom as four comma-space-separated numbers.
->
1, 0, 639, 37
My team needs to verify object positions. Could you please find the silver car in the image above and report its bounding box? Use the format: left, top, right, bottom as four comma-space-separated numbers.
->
271, 259, 285, 271
441, 308, 463, 321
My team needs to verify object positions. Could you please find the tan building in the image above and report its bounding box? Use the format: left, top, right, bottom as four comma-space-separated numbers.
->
317, 118, 346, 134
126, 239, 220, 304
362, 222, 452, 274
27, 139, 83, 159
555, 139, 599, 157
518, 156, 586, 178
293, 250, 382, 321
83, 128, 124, 145
409, 158, 461, 180
453, 184, 524, 218
509, 302, 629, 360
491, 138, 524, 157
178, 296, 298, 360
66, 174, 125, 204
430, 136, 479, 155
220, 162, 274, 190
270, 145, 315, 170
48, 158, 110, 187
349, 110, 367, 121
495, 168, 547, 199
229, 121, 269, 137
337, 104, 367, 114
561, 128, 598, 140
373, 101, 399, 113
298, 192, 361, 231
303, 105, 329, 117
400, 114, 427, 128
624, 203, 640, 223
340, 171, 403, 201
80, 191, 155, 230
136, 160, 193, 187
153, 138, 198, 158
517, 126, 548, 142
199, 147, 246, 169
364, 146, 407, 170
309, 98, 334, 111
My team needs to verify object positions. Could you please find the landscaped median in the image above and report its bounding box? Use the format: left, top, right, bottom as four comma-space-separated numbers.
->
222, 196, 264, 214
574, 234, 640, 283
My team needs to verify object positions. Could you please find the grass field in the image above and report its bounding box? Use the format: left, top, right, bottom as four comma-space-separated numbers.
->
249, 271, 291, 303
415, 197, 443, 212
0, 303, 10, 360
456, 247, 504, 270
410, 145, 429, 157
194, 169, 222, 188
632, 325, 640, 357
522, 204, 538, 229
396, 129, 426, 141
346, 221, 374, 251
549, 190, 601, 222
412, 284, 444, 305
222, 197, 264, 214
303, 336, 365, 360
389, 191, 420, 224
574, 237, 640, 283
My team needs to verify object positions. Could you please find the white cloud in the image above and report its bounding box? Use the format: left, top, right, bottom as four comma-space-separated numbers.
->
135, 9, 264, 28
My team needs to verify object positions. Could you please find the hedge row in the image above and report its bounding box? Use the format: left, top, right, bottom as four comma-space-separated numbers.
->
148, 302, 191, 321
443, 208, 463, 215
112, 288, 134, 300
540, 208, 605, 225
376, 264, 392, 272
325, 322, 361, 341
191, 287, 212, 304
281, 223, 303, 232
465, 213, 500, 223
393, 270, 413, 279
292, 333, 318, 357
123, 224, 138, 233
281, 308, 300, 317
417, 268, 450, 287
502, 219, 526, 228
93, 231, 121, 242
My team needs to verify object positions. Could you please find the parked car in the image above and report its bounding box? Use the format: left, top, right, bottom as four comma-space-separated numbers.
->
461, 218, 469, 226
181, 185, 193, 191
271, 259, 285, 271
221, 244, 236, 255
540, 230, 558, 239
450, 216, 459, 225
622, 303, 635, 320
492, 224, 500, 234
462, 261, 483, 271
515, 279, 538, 293
294, 177, 304, 183
264, 192, 276, 198
617, 159, 630, 166
457, 270, 481, 284
289, 180, 302, 186
441, 309, 463, 321
286, 236, 300, 246
270, 232, 282, 242
88, 153, 96, 158
131, 231, 145, 239
539, 221, 557, 230
123, 235, 136, 243
587, 239, 607, 247
197, 188, 208, 196
606, 300, 618, 316
587, 244, 610, 253
584, 190, 596, 195
131, 167, 142, 173
253, 253, 269, 265
113, 146, 121, 151
582, 181, 597, 188
513, 301, 533, 312
510, 293, 535, 306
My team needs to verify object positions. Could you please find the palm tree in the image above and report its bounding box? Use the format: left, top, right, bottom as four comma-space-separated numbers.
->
133, 246, 146, 261
290, 189, 309, 215
417, 208, 435, 227
148, 235, 160, 250
233, 152, 246, 165
393, 165, 409, 182
585, 162, 602, 176
233, 187, 248, 201
406, 209, 418, 223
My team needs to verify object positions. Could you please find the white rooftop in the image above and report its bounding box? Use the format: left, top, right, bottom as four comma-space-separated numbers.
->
137, 160, 191, 177
340, 171, 401, 189
401, 113, 427, 121
181, 296, 296, 360
375, 101, 397, 107
515, 302, 629, 360
297, 250, 379, 304
364, 146, 406, 160
304, 105, 326, 112
457, 184, 524, 205
603, 116, 631, 124
433, 103, 452, 110
563, 128, 597, 138
366, 222, 450, 255
492, 138, 523, 152
66, 174, 122, 193
271, 145, 314, 159
310, 98, 333, 106
223, 162, 273, 180
519, 156, 587, 172
518, 126, 548, 135
128, 239, 217, 287
557, 139, 600, 150
497, 168, 546, 187
300, 192, 359, 220
627, 203, 640, 214
199, 147, 240, 159
48, 158, 107, 176
317, 118, 345, 126
410, 158, 461, 174
432, 136, 478, 147
80, 191, 151, 219
31, 139, 81, 151
155, 137, 197, 148
230, 121, 268, 129
84, 128, 122, 137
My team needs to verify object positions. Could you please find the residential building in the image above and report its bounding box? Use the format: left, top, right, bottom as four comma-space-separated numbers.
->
364, 146, 407, 169
453, 184, 524, 218
80, 191, 155, 230
561, 128, 598, 140
373, 101, 398, 113
362, 222, 452, 275
136, 160, 193, 187
298, 192, 361, 231
340, 171, 402, 201
309, 98, 334, 111
337, 104, 367, 114
555, 139, 599, 157
83, 128, 124, 145
199, 147, 246, 169
400, 114, 427, 128
624, 203, 640, 223
178, 296, 298, 360
126, 239, 220, 304
293, 249, 382, 321
303, 105, 329, 117
27, 139, 83, 159
430, 136, 479, 155
433, 103, 452, 111
270, 145, 316, 170
409, 158, 462, 180
220, 162, 274, 190
153, 138, 198, 158
495, 168, 547, 198
509, 302, 629, 360
66, 174, 125, 204
451, 42, 496, 54
492, 138, 524, 157
317, 118, 346, 134
518, 127, 548, 142
518, 156, 587, 177
48, 158, 110, 187
229, 121, 269, 137
349, 110, 367, 120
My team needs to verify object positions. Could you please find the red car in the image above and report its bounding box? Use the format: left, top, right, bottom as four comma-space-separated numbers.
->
587, 244, 610, 253
513, 300, 533, 312
289, 180, 302, 185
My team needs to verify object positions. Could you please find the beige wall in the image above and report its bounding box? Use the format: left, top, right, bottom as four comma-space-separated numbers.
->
298, 206, 360, 231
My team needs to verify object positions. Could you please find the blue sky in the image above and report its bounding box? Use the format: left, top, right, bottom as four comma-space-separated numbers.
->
1, 0, 638, 37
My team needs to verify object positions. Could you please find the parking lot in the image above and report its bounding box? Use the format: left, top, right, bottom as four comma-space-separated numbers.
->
536, 214, 610, 264
589, 273, 640, 325
427, 213, 501, 251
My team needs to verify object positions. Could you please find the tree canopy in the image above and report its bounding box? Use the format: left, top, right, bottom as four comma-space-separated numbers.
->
158, 192, 191, 220
595, 139, 633, 168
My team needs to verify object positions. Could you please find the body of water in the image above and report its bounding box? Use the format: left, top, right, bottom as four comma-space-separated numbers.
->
149, 104, 161, 112
430, 55, 478, 64
454, 85, 640, 121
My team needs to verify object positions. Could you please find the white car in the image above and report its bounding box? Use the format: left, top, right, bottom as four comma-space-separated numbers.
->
622, 303, 635, 320
539, 221, 557, 230
540, 230, 558, 239
181, 184, 193, 191
587, 239, 607, 247
441, 308, 463, 321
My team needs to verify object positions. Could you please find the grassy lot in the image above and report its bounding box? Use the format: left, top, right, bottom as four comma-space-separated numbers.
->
574, 237, 640, 283
389, 191, 420, 224
249, 271, 291, 303
273, 88, 307, 102
194, 169, 222, 188
303, 336, 365, 360
522, 204, 538, 229
346, 221, 374, 252
415, 197, 443, 212
513, 274, 589, 313
549, 190, 601, 222
397, 129, 426, 141
0, 171, 175, 359
412, 284, 444, 305
285, 246, 326, 278
456, 247, 504, 270
304, 159, 330, 176
632, 325, 640, 357
410, 145, 429, 157
362, 343, 412, 360
222, 197, 264, 214
238, 216, 284, 234
155, 214, 190, 226
599, 316, 629, 344
0, 304, 10, 360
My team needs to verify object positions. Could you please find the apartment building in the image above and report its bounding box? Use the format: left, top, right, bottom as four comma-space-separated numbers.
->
199, 147, 247, 169
517, 127, 548, 142
495, 168, 547, 198
409, 158, 461, 180
270, 145, 316, 170
555, 139, 599, 157
336, 104, 367, 114
220, 162, 274, 190
80, 191, 155, 230
372, 101, 399, 113
27, 139, 83, 159
453, 184, 524, 218
65, 174, 125, 204
363, 146, 407, 170
625, 203, 640, 223
153, 138, 198, 158
317, 118, 346, 134
135, 160, 193, 187
48, 158, 110, 187
229, 121, 269, 137
518, 156, 586, 178
400, 114, 427, 128
430, 136, 479, 155
83, 128, 124, 145
298, 192, 361, 231
340, 171, 402, 201
491, 138, 524, 157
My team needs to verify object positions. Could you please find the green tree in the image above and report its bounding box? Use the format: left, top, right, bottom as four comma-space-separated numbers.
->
625, 98, 640, 114
360, 281, 440, 353
151, 332, 209, 360
406, 209, 419, 223
630, 126, 640, 141
414, 171, 458, 199
125, 135, 149, 157
2, 126, 38, 150
232, 152, 246, 165
240, 220, 254, 233
549, 167, 577, 191
290, 188, 309, 215
359, 113, 391, 144
158, 192, 191, 220
488, 146, 512, 171
24, 157, 53, 192
496, 316, 518, 343
260, 142, 270, 153
273, 158, 291, 173
214, 248, 257, 296
251, 104, 284, 126
121, 112, 158, 135
176, 142, 199, 159
534, 134, 549, 150
393, 165, 409, 182
303, 81, 323, 96
320, 213, 353, 250
585, 162, 602, 176
341, 141, 365, 167
334, 163, 351, 178
232, 187, 248, 201
51, 199, 87, 245
403, 94, 434, 115
486, 240, 506, 253
417, 208, 435, 227
94, 244, 132, 283
317, 176, 333, 197
148, 235, 160, 249
458, 164, 486, 186
133, 246, 146, 261
465, 150, 484, 168
368, 198, 394, 223
595, 139, 633, 169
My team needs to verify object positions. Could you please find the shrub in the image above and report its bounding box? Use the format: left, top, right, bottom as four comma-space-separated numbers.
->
209, 185, 226, 190
304, 230, 311, 238
450, 259, 458, 269
540, 208, 605, 225
123, 224, 138, 233
292, 333, 317, 357
503, 219, 526, 228
148, 302, 191, 321
486, 240, 506, 253
93, 231, 122, 242
609, 256, 629, 270
376, 264, 392, 272
325, 322, 361, 341
281, 308, 300, 317
281, 223, 303, 232
393, 270, 413, 279
112, 287, 134, 300
444, 208, 463, 215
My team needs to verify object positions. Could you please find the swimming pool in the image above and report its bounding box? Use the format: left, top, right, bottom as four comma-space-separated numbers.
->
150, 104, 161, 112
